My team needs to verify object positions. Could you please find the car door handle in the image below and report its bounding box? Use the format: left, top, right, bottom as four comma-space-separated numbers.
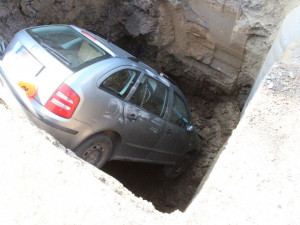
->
127, 113, 137, 121
166, 129, 172, 136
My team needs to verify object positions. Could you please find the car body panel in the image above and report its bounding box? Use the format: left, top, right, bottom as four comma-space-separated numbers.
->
150, 87, 193, 160
0, 64, 94, 149
1, 30, 74, 106
0, 24, 201, 166
119, 101, 167, 160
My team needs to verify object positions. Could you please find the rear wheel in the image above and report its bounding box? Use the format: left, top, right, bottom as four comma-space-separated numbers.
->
163, 151, 197, 179
74, 134, 112, 169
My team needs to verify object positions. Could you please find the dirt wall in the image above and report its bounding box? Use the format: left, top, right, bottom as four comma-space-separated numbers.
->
0, 99, 177, 225
185, 41, 300, 225
1, 0, 298, 97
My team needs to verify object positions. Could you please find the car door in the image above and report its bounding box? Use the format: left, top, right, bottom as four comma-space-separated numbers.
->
116, 74, 169, 161
91, 66, 141, 134
152, 90, 193, 163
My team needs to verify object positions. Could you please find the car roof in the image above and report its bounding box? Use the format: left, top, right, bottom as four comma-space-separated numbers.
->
23, 24, 176, 90
67, 26, 178, 85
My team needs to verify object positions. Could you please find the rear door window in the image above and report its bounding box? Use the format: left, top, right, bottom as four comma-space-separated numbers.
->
129, 75, 169, 118
100, 69, 140, 99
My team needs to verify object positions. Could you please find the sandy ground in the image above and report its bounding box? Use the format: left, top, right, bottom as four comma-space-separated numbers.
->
0, 99, 179, 225
185, 50, 300, 224
1, 56, 300, 224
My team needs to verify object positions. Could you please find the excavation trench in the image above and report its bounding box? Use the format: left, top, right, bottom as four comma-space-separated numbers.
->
102, 94, 241, 213
0, 10, 246, 215
1, 0, 294, 215
99, 34, 243, 213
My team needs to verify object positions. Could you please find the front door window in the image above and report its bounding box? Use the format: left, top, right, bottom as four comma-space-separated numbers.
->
169, 93, 190, 129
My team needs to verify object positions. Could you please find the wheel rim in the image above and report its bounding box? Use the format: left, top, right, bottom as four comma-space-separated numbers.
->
82, 143, 104, 165
172, 159, 188, 175
171, 151, 197, 176
173, 159, 186, 173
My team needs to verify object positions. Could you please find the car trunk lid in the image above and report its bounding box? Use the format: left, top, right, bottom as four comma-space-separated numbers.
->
1, 32, 73, 105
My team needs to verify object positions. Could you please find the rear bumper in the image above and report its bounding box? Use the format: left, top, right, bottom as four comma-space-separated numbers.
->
0, 64, 94, 149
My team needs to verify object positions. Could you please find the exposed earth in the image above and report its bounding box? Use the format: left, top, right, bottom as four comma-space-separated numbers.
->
0, 0, 299, 215
185, 44, 300, 224
101, 93, 240, 213
0, 99, 176, 225
1, 41, 299, 224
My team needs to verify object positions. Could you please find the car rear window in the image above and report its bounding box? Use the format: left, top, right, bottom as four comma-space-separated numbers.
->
100, 69, 140, 99
27, 26, 110, 71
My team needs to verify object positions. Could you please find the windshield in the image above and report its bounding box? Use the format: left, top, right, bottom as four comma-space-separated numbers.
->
27, 26, 110, 71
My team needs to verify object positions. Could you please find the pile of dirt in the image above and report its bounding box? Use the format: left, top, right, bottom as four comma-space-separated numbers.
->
0, 98, 179, 225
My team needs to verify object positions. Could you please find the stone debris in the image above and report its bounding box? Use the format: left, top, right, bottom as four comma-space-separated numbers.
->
289, 71, 295, 79
267, 82, 274, 89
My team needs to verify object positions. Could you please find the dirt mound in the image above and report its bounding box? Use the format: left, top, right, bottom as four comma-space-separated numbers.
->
0, 99, 177, 224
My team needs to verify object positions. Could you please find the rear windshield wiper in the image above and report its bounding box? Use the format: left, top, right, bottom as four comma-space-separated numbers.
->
33, 35, 72, 66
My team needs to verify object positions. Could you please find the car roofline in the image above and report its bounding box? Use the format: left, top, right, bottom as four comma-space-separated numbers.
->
69, 25, 116, 57
127, 57, 178, 87
53, 25, 175, 88
22, 24, 117, 57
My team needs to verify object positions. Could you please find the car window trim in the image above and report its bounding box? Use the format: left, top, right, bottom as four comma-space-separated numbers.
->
126, 73, 171, 119
97, 66, 143, 101
125, 99, 169, 121
26, 26, 112, 72
124, 71, 145, 102
167, 89, 192, 131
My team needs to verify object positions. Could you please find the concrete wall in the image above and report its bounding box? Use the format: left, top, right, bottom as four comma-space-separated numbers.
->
243, 5, 300, 113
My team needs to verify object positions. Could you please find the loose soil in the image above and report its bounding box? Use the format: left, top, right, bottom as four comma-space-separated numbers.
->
0, 98, 175, 225
185, 57, 300, 225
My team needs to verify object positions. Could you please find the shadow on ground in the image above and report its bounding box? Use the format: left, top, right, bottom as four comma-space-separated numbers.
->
102, 157, 203, 213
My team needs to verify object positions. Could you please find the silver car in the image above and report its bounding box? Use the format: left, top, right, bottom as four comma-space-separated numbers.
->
0, 25, 201, 178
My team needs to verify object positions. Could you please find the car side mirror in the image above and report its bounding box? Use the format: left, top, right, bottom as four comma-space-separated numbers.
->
187, 125, 194, 133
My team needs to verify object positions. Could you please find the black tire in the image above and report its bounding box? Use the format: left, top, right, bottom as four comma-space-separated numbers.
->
162, 151, 197, 179
74, 134, 112, 169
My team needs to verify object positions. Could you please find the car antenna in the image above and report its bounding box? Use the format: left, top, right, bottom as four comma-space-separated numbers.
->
106, 0, 111, 43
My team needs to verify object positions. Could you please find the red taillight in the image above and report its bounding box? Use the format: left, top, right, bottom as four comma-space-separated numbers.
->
45, 83, 80, 119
